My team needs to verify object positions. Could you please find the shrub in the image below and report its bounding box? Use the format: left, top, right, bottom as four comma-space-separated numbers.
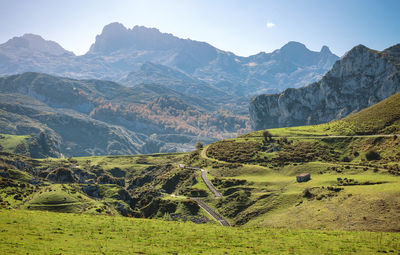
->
195, 142, 204, 150
366, 150, 381, 161
262, 130, 272, 141
302, 188, 313, 198
342, 156, 351, 162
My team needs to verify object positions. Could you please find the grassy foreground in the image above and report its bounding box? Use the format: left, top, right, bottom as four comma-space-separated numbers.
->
0, 209, 399, 254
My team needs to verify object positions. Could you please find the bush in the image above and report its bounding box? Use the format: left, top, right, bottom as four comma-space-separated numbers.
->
262, 130, 272, 141
302, 188, 313, 198
195, 142, 204, 150
365, 150, 380, 161
342, 156, 351, 162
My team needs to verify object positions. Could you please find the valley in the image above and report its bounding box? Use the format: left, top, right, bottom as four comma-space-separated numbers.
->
1, 4, 400, 253
1, 92, 400, 234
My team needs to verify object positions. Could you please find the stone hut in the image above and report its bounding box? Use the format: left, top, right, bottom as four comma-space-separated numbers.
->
296, 173, 311, 182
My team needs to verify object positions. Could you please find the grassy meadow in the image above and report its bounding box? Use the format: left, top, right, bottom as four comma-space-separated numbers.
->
1, 209, 399, 254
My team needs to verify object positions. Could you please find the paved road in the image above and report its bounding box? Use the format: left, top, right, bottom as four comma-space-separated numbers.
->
200, 169, 222, 198
182, 165, 229, 226
191, 198, 230, 226
183, 166, 222, 198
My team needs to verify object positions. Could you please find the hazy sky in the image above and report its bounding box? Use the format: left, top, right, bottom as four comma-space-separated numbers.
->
0, 0, 399, 56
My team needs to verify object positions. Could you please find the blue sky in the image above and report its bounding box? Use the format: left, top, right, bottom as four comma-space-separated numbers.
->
0, 0, 399, 56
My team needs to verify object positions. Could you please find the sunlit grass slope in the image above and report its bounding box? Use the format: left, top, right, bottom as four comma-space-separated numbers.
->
194, 92, 400, 230
0, 209, 399, 254
246, 91, 400, 137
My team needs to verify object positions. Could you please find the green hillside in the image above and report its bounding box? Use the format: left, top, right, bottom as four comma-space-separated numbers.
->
248, 91, 400, 137
190, 92, 400, 230
1, 90, 400, 254
1, 209, 398, 254
0, 134, 30, 155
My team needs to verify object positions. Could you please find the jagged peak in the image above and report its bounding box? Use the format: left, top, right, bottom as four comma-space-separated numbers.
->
132, 25, 161, 34
1, 33, 73, 56
21, 33, 46, 41
353, 44, 370, 51
101, 22, 128, 34
280, 41, 308, 52
341, 44, 374, 59
88, 22, 181, 54
383, 43, 400, 54
320, 45, 332, 54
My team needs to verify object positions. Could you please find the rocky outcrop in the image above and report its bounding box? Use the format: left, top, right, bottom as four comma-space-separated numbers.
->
97, 174, 125, 187
250, 44, 400, 130
46, 167, 77, 183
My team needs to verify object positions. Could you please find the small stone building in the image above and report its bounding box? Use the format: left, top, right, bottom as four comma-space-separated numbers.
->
296, 173, 311, 182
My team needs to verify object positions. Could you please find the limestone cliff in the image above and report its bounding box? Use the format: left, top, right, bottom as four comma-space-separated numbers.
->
250, 44, 400, 130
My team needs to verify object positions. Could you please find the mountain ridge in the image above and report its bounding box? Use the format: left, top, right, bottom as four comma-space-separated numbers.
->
249, 43, 400, 130
0, 22, 339, 96
0, 72, 249, 157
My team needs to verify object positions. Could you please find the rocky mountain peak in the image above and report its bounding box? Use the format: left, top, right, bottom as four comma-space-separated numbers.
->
101, 22, 127, 35
320, 45, 332, 54
0, 33, 73, 56
88, 23, 182, 54
249, 43, 400, 130
270, 41, 338, 68
279, 41, 308, 53
89, 22, 131, 54
382, 44, 400, 63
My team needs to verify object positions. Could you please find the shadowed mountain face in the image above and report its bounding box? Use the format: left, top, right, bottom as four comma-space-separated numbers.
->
250, 44, 400, 130
0, 72, 249, 157
0, 22, 339, 97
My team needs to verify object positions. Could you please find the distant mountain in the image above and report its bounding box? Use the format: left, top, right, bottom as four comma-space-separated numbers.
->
1, 33, 73, 56
120, 62, 232, 103
0, 22, 339, 96
0, 23, 340, 155
0, 72, 249, 157
249, 43, 400, 130
0, 34, 76, 75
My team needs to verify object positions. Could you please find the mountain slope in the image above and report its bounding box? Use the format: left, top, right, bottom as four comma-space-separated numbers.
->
0, 23, 338, 97
250, 43, 400, 130
0, 72, 249, 157
193, 90, 400, 230
120, 62, 232, 103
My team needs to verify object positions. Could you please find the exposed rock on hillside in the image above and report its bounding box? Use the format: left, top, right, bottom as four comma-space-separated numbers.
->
250, 44, 400, 130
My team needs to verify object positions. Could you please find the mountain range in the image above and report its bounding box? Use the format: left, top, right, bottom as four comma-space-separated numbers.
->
250, 43, 400, 130
0, 72, 250, 157
0, 22, 343, 156
0, 22, 339, 97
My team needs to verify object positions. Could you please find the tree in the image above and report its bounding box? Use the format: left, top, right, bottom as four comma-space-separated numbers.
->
262, 130, 272, 142
195, 141, 204, 150
366, 150, 380, 161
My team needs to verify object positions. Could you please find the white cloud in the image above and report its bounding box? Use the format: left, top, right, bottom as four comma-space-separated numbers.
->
266, 22, 275, 28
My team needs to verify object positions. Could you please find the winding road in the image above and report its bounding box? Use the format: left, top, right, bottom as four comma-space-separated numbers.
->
200, 169, 222, 198
192, 197, 230, 226
182, 165, 229, 226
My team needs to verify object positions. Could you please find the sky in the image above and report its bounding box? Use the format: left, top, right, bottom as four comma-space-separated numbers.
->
0, 0, 399, 57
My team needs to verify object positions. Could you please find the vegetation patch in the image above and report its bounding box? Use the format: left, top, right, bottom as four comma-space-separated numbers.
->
207, 140, 261, 163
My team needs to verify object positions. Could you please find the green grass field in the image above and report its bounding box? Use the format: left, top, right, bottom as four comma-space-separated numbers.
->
192, 93, 400, 230
1, 93, 400, 253
0, 134, 29, 154
0, 209, 399, 254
